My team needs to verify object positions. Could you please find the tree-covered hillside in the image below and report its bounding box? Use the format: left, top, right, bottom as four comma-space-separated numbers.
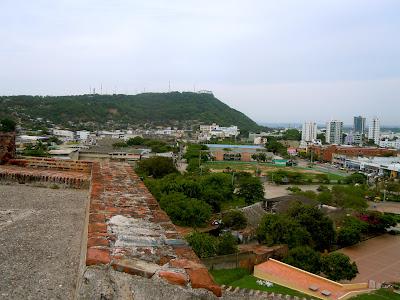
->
0, 92, 262, 132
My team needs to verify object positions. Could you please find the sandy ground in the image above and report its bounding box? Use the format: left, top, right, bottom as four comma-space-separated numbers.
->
0, 184, 88, 299
264, 182, 326, 199
338, 234, 400, 284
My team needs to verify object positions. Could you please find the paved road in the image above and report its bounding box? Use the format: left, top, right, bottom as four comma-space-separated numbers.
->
0, 184, 88, 299
338, 234, 400, 284
368, 201, 400, 214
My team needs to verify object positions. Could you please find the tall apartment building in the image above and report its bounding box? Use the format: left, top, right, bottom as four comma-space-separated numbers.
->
368, 118, 381, 145
353, 116, 366, 134
301, 121, 317, 142
326, 120, 343, 145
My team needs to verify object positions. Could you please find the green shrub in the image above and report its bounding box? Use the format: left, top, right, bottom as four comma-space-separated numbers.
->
222, 210, 247, 230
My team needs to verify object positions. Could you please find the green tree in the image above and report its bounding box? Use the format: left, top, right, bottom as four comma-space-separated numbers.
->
321, 253, 358, 281
136, 156, 178, 178
222, 210, 247, 230
159, 192, 212, 227
343, 173, 367, 184
265, 139, 287, 156
331, 185, 368, 210
126, 136, 145, 146
0, 118, 16, 132
287, 202, 336, 251
252, 152, 267, 162
22, 141, 49, 157
216, 232, 238, 255
337, 227, 361, 247
283, 246, 322, 274
186, 232, 217, 258
112, 141, 128, 148
282, 129, 301, 141
237, 176, 264, 205
257, 214, 312, 249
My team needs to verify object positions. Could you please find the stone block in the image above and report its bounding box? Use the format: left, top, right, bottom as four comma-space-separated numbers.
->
86, 248, 111, 265
111, 258, 160, 278
187, 268, 222, 297
159, 271, 187, 286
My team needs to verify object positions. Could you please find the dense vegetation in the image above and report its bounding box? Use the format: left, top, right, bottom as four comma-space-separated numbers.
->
256, 199, 398, 281
113, 137, 175, 153
136, 157, 178, 179
0, 92, 262, 133
144, 170, 263, 227
0, 118, 16, 132
186, 231, 238, 258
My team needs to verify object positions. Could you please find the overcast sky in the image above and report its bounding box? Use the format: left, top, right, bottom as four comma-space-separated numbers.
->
1, 1, 399, 125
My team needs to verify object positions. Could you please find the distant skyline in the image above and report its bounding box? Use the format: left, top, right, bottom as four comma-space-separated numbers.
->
1, 1, 399, 125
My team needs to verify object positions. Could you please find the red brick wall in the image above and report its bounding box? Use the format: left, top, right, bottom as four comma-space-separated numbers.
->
309, 145, 396, 162
0, 133, 16, 164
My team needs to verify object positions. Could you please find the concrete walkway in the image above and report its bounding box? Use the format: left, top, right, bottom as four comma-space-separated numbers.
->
0, 184, 88, 299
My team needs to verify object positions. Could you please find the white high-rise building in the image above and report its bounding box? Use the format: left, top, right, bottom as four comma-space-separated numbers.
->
326, 120, 343, 144
301, 122, 317, 142
368, 118, 381, 145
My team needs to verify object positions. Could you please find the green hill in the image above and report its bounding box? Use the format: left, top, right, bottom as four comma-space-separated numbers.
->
0, 92, 262, 133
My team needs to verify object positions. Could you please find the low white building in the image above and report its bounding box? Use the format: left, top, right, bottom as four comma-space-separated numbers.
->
76, 130, 91, 141
380, 139, 400, 150
53, 129, 74, 140
199, 123, 239, 140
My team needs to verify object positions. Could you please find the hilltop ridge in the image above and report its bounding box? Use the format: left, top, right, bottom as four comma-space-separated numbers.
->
0, 92, 262, 133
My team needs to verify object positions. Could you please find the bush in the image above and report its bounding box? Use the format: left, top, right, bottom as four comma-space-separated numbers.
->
159, 192, 212, 227
358, 211, 397, 233
0, 118, 16, 132
222, 210, 247, 230
343, 173, 367, 185
217, 232, 238, 255
257, 214, 312, 249
316, 174, 330, 184
126, 136, 145, 146
337, 227, 362, 247
136, 156, 178, 178
287, 186, 302, 193
186, 232, 217, 258
317, 191, 333, 205
287, 202, 336, 251
283, 246, 322, 274
321, 253, 358, 281
186, 231, 238, 258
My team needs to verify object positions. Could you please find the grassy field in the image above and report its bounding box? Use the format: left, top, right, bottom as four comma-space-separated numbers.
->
204, 161, 347, 182
349, 289, 400, 300
210, 268, 311, 299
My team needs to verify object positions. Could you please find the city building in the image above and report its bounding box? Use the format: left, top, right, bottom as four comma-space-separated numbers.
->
308, 144, 396, 162
344, 131, 363, 146
301, 121, 317, 142
368, 117, 381, 145
198, 123, 240, 140
334, 155, 400, 178
326, 120, 343, 144
206, 144, 266, 162
353, 116, 366, 134
76, 130, 90, 141
248, 132, 268, 145
52, 129, 74, 141
380, 138, 400, 150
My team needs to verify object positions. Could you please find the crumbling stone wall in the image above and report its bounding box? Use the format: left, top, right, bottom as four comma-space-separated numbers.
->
0, 133, 16, 164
